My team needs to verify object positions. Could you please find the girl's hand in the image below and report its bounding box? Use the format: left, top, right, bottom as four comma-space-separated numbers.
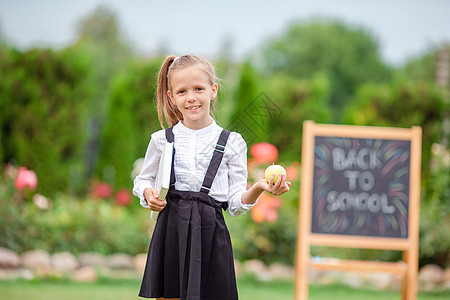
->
143, 188, 167, 212
259, 174, 291, 196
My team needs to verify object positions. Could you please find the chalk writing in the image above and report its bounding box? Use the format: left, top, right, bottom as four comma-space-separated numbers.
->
312, 137, 411, 238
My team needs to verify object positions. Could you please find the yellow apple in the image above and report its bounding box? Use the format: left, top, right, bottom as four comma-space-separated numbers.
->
265, 164, 286, 184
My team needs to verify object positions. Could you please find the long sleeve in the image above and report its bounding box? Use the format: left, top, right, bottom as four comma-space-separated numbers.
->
225, 133, 257, 216
132, 130, 165, 208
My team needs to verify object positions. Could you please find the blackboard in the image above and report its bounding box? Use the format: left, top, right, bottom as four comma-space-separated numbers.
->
295, 122, 422, 300
311, 136, 411, 238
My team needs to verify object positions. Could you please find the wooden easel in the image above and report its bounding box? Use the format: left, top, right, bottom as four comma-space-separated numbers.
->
295, 121, 422, 300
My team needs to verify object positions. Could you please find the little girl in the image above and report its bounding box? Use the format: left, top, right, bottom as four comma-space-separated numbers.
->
133, 54, 290, 300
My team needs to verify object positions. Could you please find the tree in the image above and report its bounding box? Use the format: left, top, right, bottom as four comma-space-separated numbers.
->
261, 18, 392, 120
227, 60, 265, 144
264, 73, 332, 161
71, 5, 133, 186
398, 44, 450, 86
98, 58, 163, 189
343, 80, 447, 170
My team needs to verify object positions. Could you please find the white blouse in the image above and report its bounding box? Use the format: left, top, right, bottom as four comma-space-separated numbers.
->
133, 120, 256, 216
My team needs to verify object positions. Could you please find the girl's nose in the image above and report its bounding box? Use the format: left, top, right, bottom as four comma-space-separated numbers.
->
187, 91, 196, 101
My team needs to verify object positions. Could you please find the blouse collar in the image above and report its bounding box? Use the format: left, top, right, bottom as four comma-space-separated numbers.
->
174, 118, 220, 136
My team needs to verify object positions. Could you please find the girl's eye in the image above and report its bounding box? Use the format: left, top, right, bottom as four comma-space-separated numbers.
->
178, 90, 185, 94
196, 87, 204, 92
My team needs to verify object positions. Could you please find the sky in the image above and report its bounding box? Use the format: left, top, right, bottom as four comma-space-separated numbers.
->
0, 0, 449, 66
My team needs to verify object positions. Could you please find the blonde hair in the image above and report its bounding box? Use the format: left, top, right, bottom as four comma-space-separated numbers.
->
156, 55, 218, 128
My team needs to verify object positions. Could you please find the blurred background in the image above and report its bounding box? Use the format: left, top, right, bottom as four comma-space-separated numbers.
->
0, 0, 449, 298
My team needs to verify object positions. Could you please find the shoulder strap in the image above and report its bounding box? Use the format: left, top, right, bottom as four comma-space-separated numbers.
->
165, 127, 174, 143
165, 127, 176, 187
200, 130, 231, 194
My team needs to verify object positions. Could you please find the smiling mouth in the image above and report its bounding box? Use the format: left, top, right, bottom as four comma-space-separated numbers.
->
187, 105, 200, 110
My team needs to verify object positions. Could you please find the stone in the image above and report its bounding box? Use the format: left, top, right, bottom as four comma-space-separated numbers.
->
443, 268, 450, 290
0, 248, 21, 269
51, 252, 79, 272
78, 252, 106, 268
317, 270, 342, 285
133, 253, 147, 275
242, 259, 272, 281
307, 268, 322, 284
22, 249, 51, 272
419, 264, 444, 291
106, 253, 134, 270
19, 269, 34, 280
268, 262, 295, 281
367, 273, 395, 290
442, 267, 450, 282
71, 266, 97, 282
243, 259, 267, 274
387, 273, 403, 291
419, 264, 444, 283
342, 272, 365, 288
0, 269, 31, 280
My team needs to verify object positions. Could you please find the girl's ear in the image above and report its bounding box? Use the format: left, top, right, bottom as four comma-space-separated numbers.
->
167, 90, 175, 105
211, 83, 218, 100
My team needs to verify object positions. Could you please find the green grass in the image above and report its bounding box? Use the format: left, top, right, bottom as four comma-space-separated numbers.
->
0, 276, 448, 300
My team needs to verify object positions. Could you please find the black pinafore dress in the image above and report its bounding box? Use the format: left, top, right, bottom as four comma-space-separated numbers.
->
139, 127, 238, 300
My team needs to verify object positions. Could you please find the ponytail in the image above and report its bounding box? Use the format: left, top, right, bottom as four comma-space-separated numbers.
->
157, 55, 183, 128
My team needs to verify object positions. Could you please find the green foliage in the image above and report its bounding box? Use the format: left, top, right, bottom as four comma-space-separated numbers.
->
343, 80, 447, 174
399, 48, 441, 83
232, 61, 261, 115
0, 6, 134, 196
71, 6, 133, 186
0, 45, 92, 196
98, 58, 163, 189
401, 53, 438, 82
74, 5, 132, 83
261, 18, 392, 120
227, 60, 266, 144
264, 73, 332, 161
419, 144, 450, 267
227, 164, 300, 265
212, 57, 239, 127
0, 174, 150, 255
228, 198, 298, 265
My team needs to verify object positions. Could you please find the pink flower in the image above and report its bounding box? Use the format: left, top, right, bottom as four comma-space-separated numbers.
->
91, 182, 113, 199
250, 142, 278, 164
14, 167, 38, 191
267, 196, 282, 209
115, 189, 132, 206
265, 209, 279, 223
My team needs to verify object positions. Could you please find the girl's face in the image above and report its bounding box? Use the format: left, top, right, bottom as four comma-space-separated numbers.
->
168, 66, 218, 130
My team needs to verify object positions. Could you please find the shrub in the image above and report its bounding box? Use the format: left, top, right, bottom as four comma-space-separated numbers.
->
0, 46, 92, 196
0, 169, 151, 255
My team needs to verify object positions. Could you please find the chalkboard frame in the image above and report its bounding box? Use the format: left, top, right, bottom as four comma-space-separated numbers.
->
295, 121, 422, 300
